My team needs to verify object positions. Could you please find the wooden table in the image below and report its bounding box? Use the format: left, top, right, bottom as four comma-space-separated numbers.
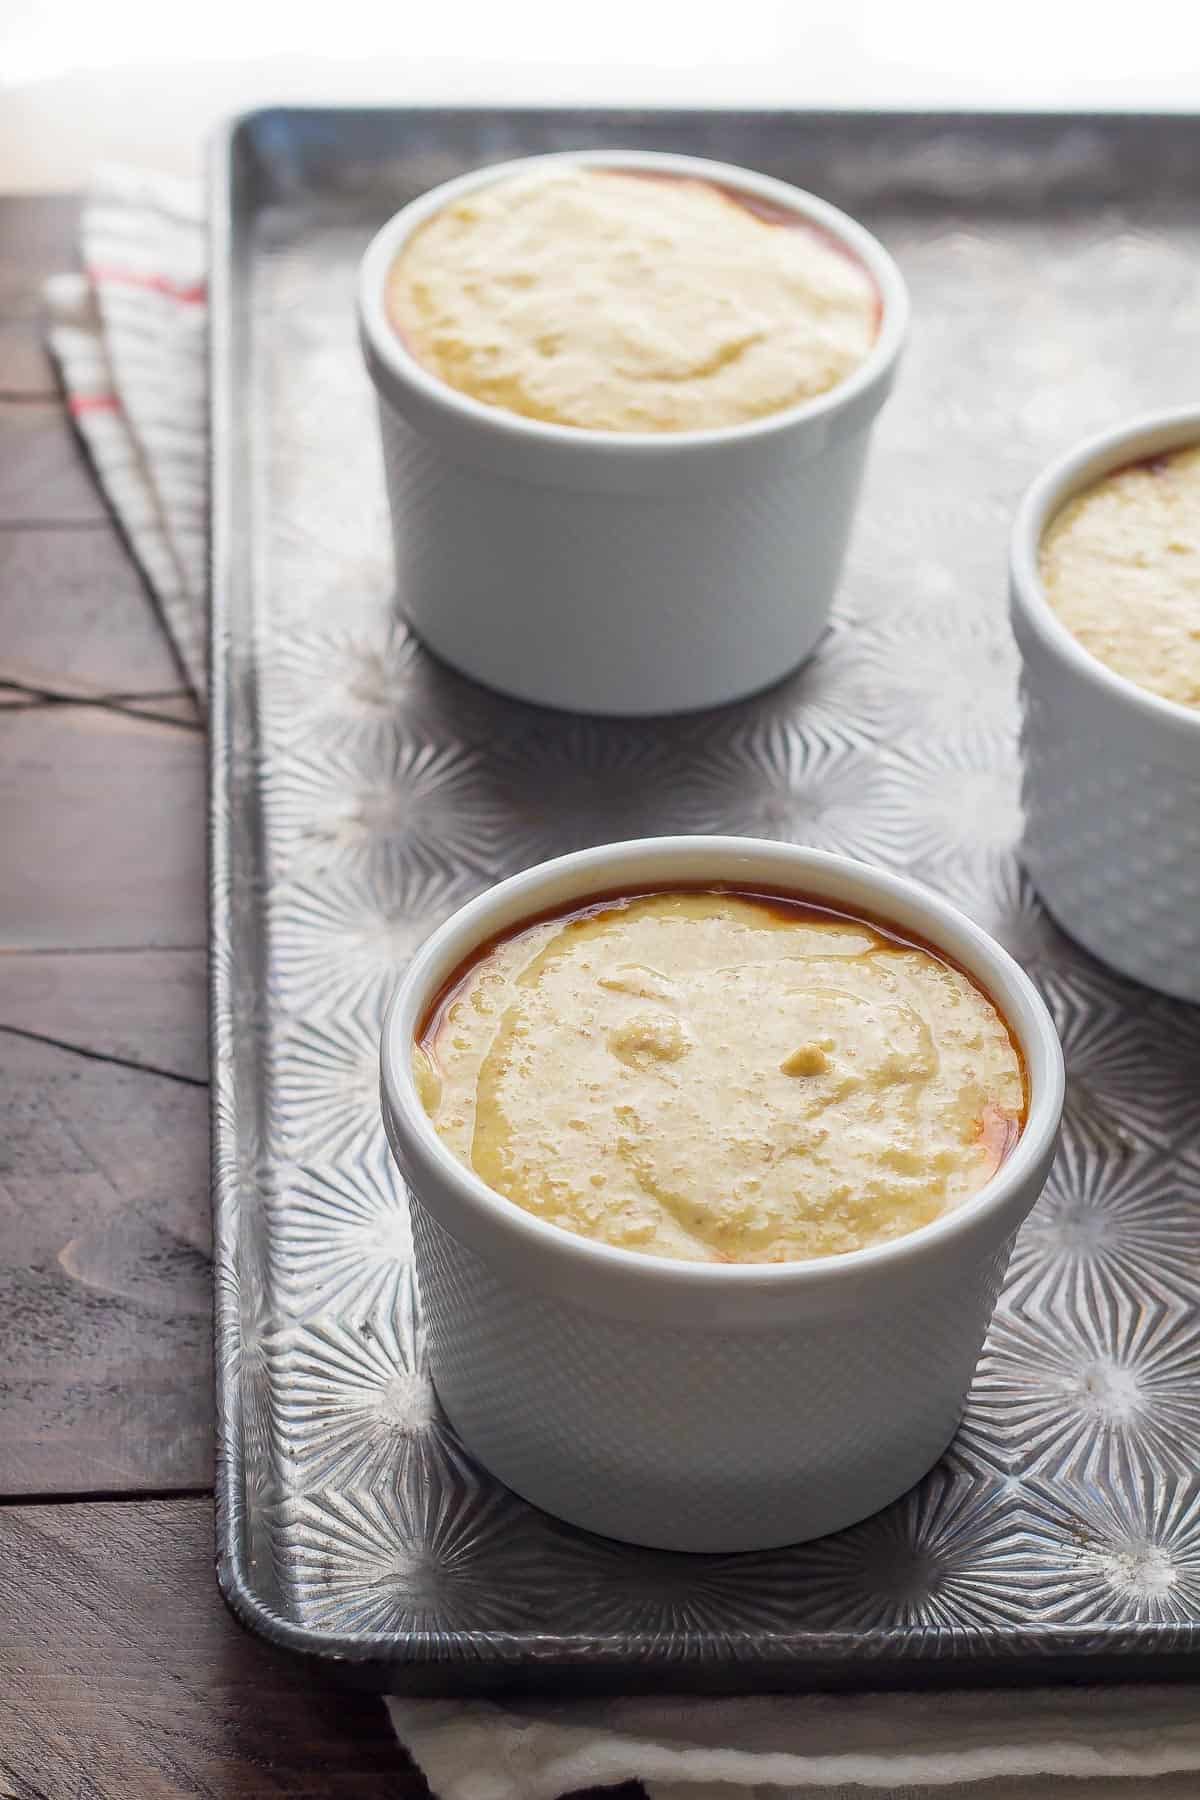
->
0, 197, 642, 1800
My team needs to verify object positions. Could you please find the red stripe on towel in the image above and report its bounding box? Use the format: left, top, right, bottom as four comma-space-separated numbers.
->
69, 393, 121, 416
87, 265, 207, 305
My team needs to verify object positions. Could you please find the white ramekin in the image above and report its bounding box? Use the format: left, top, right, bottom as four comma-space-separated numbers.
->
380, 837, 1064, 1552
1011, 407, 1200, 1003
358, 150, 908, 715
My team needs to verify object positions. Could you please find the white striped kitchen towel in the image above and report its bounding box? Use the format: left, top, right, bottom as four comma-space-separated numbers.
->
387, 1687, 1200, 1800
47, 164, 1200, 1800
45, 166, 208, 700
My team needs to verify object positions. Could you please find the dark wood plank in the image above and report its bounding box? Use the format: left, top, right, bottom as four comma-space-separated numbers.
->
0, 197, 79, 418
0, 1497, 423, 1799
0, 197, 79, 406
0, 402, 112, 526
125, 691, 202, 723
0, 195, 79, 315
0, 705, 205, 951
0, 951, 210, 1494
0, 316, 59, 399
0, 523, 187, 695
0, 946, 207, 1080
0, 1498, 647, 1799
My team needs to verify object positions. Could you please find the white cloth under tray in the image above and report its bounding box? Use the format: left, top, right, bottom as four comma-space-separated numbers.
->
387, 1689, 1200, 1799
47, 165, 1200, 1800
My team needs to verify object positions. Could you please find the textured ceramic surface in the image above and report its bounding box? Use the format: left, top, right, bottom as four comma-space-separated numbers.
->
373, 404, 874, 714
1011, 407, 1200, 1003
358, 150, 907, 716
381, 838, 1063, 1552
409, 1197, 1013, 1552
211, 108, 1200, 1689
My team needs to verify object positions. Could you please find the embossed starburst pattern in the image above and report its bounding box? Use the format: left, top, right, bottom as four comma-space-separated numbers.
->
273, 1002, 388, 1164
523, 1524, 829, 1643
962, 1299, 1200, 1484
1005, 1138, 1198, 1315
485, 718, 699, 870
881, 733, 1024, 879
272, 1150, 413, 1320
673, 718, 906, 865
211, 114, 1200, 1680
269, 1279, 441, 1492
781, 1470, 1046, 1638
913, 852, 1071, 975
1029, 1455, 1200, 1636
850, 608, 1021, 747
261, 613, 540, 756
1039, 966, 1197, 1154
275, 1438, 547, 1635
269, 860, 482, 1018
263, 730, 498, 886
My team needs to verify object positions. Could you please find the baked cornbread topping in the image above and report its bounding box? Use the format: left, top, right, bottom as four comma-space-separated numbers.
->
415, 889, 1025, 1264
385, 166, 879, 433
1040, 445, 1200, 709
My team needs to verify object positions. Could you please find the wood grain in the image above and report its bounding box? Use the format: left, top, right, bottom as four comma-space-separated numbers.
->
0, 316, 60, 399
0, 952, 210, 1494
0, 196, 79, 312
0, 704, 205, 951
0, 195, 77, 399
0, 947, 207, 1080
0, 1498, 649, 1800
0, 402, 112, 527
0, 1498, 423, 1799
0, 525, 187, 696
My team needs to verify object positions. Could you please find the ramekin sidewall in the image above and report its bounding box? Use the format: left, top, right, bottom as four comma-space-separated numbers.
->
375, 400, 874, 713
1010, 408, 1200, 1000
407, 1190, 1013, 1551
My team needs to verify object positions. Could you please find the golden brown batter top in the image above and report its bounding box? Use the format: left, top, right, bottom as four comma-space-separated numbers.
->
1040, 445, 1200, 709
415, 890, 1025, 1264
386, 166, 879, 433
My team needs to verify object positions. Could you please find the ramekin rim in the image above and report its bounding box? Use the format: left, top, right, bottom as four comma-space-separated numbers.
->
380, 837, 1065, 1292
357, 147, 910, 454
1010, 403, 1200, 738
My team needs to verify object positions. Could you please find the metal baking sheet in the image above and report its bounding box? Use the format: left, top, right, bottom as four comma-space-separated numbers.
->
210, 107, 1200, 1693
